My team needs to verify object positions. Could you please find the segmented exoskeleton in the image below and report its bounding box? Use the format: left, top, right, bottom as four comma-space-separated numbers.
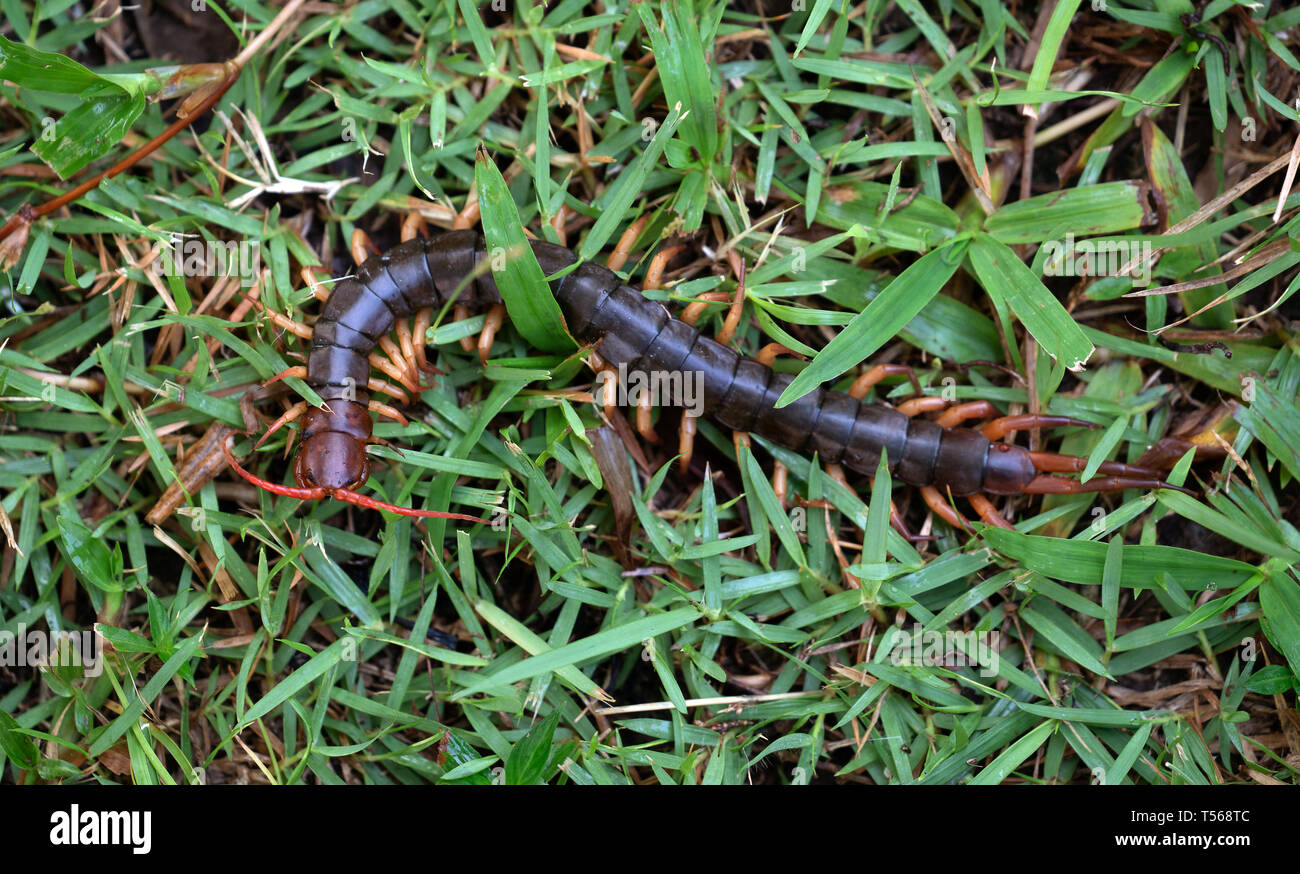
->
224, 229, 1186, 522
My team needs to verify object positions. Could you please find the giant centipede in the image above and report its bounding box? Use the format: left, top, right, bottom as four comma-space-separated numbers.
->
222, 229, 1189, 528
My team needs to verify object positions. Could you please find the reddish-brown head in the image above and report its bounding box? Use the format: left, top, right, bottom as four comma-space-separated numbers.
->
223, 399, 483, 522
295, 401, 372, 491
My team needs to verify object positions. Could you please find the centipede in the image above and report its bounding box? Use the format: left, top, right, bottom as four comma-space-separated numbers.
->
222, 229, 1190, 531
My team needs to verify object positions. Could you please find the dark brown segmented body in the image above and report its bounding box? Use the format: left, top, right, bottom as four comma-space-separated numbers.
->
305, 230, 1036, 496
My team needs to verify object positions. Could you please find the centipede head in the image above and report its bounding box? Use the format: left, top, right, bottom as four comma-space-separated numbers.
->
291, 401, 371, 491
223, 401, 483, 521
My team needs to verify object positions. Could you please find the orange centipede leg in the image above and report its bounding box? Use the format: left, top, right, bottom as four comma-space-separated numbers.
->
773, 461, 788, 508
395, 318, 420, 387
897, 396, 950, 418
678, 412, 697, 476
755, 343, 794, 368
454, 190, 480, 230
401, 210, 427, 243
935, 400, 999, 429
968, 494, 1014, 530
367, 400, 409, 427
412, 306, 438, 374
607, 216, 647, 273
301, 266, 331, 302
636, 381, 660, 444
551, 204, 571, 247
254, 401, 309, 450
351, 228, 382, 267
681, 291, 730, 327
645, 244, 684, 291
247, 297, 313, 340
454, 304, 476, 353
478, 304, 506, 364
376, 335, 419, 393
921, 485, 972, 533
982, 414, 1096, 442
848, 364, 923, 400
718, 249, 747, 346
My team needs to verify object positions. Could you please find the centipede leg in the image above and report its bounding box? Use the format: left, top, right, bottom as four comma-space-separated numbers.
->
269, 365, 411, 406
921, 485, 972, 533
897, 396, 950, 417
551, 204, 571, 247
968, 494, 1015, 530
681, 291, 731, 327
478, 304, 506, 364
755, 343, 794, 367
848, 364, 924, 400
717, 249, 747, 346
588, 351, 618, 422
454, 190, 480, 230
301, 266, 331, 302
249, 297, 313, 340
773, 460, 788, 509
368, 399, 409, 427
678, 413, 697, 475
935, 400, 999, 429
636, 381, 661, 444
350, 228, 382, 269
368, 346, 421, 395
644, 244, 684, 292
376, 335, 420, 393
412, 307, 439, 374
896, 395, 975, 532
733, 430, 751, 461
606, 217, 647, 273
394, 318, 421, 387
982, 414, 1095, 441
751, 343, 805, 507
401, 210, 427, 244
254, 401, 309, 450
454, 304, 476, 353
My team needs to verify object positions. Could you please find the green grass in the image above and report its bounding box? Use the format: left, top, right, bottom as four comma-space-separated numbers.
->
1, 0, 1298, 785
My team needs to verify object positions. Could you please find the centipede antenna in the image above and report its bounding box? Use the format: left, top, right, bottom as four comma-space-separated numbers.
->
222, 436, 328, 500
331, 488, 484, 522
